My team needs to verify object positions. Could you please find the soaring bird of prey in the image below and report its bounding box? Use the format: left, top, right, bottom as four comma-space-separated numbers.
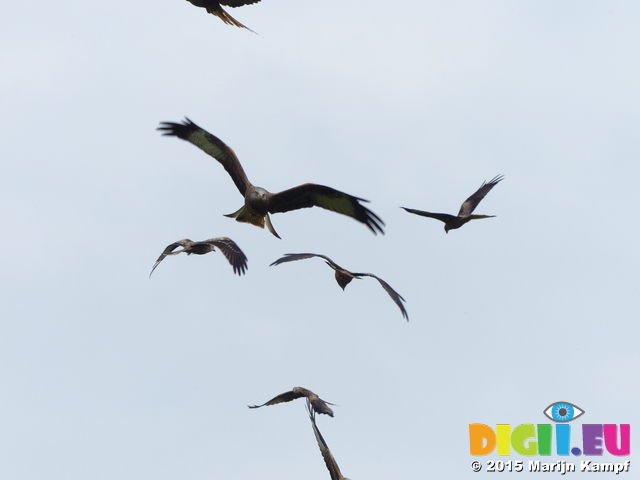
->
270, 253, 408, 321
157, 118, 384, 239
402, 174, 504, 233
306, 400, 351, 480
184, 0, 260, 32
149, 237, 248, 277
248, 387, 335, 417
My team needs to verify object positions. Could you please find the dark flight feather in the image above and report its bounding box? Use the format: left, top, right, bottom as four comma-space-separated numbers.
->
306, 400, 350, 480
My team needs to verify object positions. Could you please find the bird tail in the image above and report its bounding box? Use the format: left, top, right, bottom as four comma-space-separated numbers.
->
224, 207, 281, 239
207, 5, 256, 33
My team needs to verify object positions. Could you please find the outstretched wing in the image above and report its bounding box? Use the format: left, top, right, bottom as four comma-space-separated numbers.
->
306, 401, 347, 480
353, 273, 408, 321
149, 239, 192, 278
401, 207, 457, 225
157, 118, 252, 195
458, 175, 504, 216
270, 253, 341, 270
201, 237, 248, 275
248, 390, 303, 409
268, 183, 384, 235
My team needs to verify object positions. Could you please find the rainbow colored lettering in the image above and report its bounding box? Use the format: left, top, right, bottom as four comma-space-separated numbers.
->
469, 424, 630, 456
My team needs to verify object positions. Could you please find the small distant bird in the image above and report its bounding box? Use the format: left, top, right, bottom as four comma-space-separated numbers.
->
306, 400, 351, 480
158, 118, 384, 239
270, 253, 408, 321
150, 237, 247, 277
248, 387, 335, 417
402, 175, 504, 233
184, 0, 260, 32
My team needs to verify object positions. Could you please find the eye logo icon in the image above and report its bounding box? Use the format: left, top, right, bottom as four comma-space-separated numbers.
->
543, 402, 584, 422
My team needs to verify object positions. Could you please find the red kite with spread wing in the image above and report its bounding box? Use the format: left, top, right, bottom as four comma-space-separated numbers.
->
184, 0, 261, 32
270, 253, 408, 321
158, 119, 384, 239
402, 175, 504, 233
150, 237, 247, 277
248, 387, 335, 417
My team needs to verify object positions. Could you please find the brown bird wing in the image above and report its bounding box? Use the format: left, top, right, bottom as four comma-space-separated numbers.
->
351, 272, 408, 321
157, 118, 252, 196
247, 389, 304, 409
401, 207, 457, 225
306, 401, 347, 480
199, 237, 248, 275
269, 253, 342, 271
457, 174, 504, 216
248, 387, 335, 416
268, 183, 384, 235
149, 239, 193, 277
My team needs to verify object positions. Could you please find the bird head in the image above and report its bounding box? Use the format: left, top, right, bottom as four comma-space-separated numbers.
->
247, 187, 269, 215
444, 225, 450, 234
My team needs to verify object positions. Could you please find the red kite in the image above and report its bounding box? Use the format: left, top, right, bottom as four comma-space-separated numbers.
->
150, 237, 247, 277
402, 175, 504, 233
270, 253, 408, 320
158, 118, 384, 239
306, 400, 350, 480
184, 0, 260, 32
248, 387, 335, 417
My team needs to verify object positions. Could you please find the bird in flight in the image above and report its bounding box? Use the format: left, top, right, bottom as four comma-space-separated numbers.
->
183, 0, 261, 32
149, 237, 248, 277
248, 387, 335, 417
270, 253, 408, 320
306, 400, 351, 480
402, 175, 504, 233
157, 118, 384, 239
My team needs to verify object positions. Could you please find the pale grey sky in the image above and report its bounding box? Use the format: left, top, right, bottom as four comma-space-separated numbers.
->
1, 1, 638, 478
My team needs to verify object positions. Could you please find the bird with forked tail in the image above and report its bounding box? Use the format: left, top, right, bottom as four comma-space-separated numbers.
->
402, 175, 504, 233
158, 118, 384, 239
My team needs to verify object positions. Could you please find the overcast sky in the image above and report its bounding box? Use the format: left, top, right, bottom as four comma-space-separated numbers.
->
1, 1, 638, 478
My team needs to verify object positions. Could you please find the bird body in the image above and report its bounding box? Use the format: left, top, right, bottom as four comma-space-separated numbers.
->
249, 387, 335, 417
402, 174, 504, 232
149, 237, 247, 277
270, 253, 408, 320
158, 118, 384, 238
184, 0, 261, 31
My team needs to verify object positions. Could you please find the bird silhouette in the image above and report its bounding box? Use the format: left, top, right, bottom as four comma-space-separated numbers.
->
249, 387, 335, 417
270, 253, 408, 320
150, 237, 247, 277
402, 175, 504, 233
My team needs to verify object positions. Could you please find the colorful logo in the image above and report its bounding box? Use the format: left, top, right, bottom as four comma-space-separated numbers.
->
543, 401, 584, 423
469, 402, 630, 457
